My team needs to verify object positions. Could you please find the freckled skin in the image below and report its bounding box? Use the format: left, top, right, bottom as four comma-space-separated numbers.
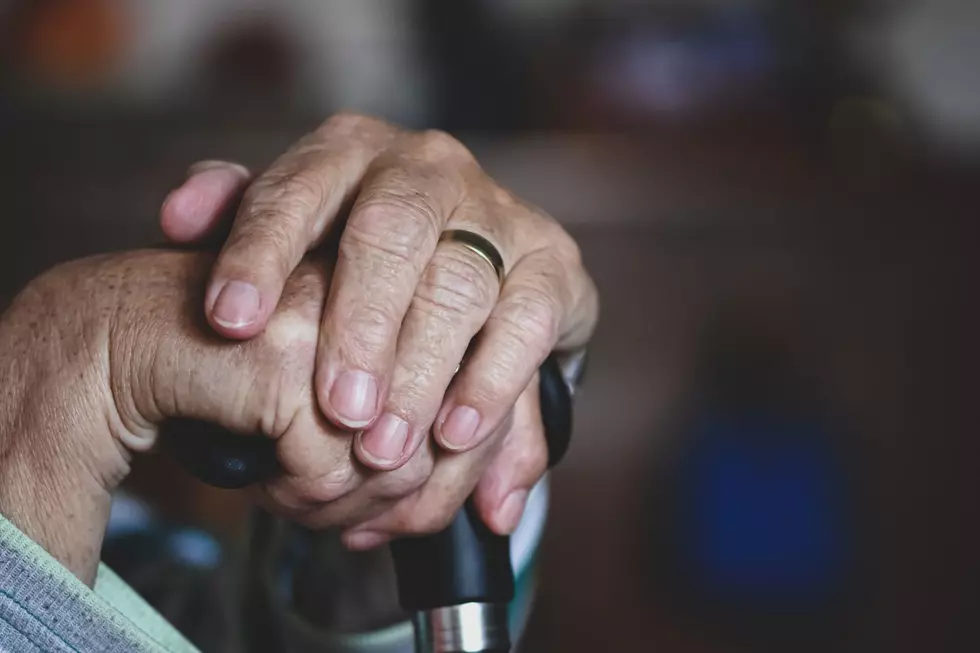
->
0, 258, 121, 585
0, 250, 335, 583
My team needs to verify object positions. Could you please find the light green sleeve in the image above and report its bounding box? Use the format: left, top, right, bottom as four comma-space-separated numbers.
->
0, 514, 199, 652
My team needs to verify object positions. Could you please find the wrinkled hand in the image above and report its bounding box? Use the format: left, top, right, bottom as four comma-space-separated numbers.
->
160, 115, 599, 488
0, 250, 549, 586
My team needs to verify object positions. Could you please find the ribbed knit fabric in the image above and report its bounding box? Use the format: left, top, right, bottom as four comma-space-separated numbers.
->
0, 515, 198, 653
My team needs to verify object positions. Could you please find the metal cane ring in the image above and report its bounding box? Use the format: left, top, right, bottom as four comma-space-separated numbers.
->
439, 229, 505, 286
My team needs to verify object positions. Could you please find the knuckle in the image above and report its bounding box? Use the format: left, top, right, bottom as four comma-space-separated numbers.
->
282, 130, 331, 158
546, 222, 583, 266
277, 263, 329, 316
345, 297, 402, 354
359, 297, 401, 328
273, 433, 357, 500
467, 374, 510, 410
268, 171, 327, 227
247, 340, 316, 434
465, 360, 525, 411
231, 219, 309, 282
378, 457, 432, 500
492, 285, 560, 352
248, 169, 323, 219
384, 386, 428, 429
259, 321, 318, 373
295, 469, 354, 504
343, 198, 438, 266
516, 204, 581, 266
489, 184, 515, 207
414, 252, 496, 321
230, 216, 296, 266
321, 112, 389, 136
281, 169, 329, 206
417, 129, 474, 164
564, 236, 584, 267
271, 367, 314, 436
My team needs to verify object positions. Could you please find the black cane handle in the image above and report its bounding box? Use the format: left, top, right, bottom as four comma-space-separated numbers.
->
165, 354, 572, 491
389, 354, 571, 614
161, 354, 574, 627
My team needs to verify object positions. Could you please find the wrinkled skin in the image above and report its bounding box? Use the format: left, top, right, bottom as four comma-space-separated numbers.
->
159, 114, 599, 551
0, 251, 545, 584
0, 113, 600, 588
160, 114, 598, 476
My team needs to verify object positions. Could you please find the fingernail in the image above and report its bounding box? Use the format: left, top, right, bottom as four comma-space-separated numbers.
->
497, 490, 529, 534
166, 186, 202, 219
345, 530, 389, 550
360, 413, 409, 465
329, 370, 378, 428
212, 280, 260, 328
440, 405, 481, 449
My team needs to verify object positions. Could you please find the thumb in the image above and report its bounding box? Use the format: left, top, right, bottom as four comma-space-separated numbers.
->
160, 160, 252, 244
113, 251, 325, 451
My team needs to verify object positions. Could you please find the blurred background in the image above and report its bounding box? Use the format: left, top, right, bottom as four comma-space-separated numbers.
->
1, 0, 977, 651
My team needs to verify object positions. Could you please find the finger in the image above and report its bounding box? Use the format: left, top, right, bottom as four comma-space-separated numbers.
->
342, 408, 513, 548
253, 484, 395, 535
205, 114, 396, 339
433, 250, 567, 453
161, 160, 251, 243
471, 378, 548, 534
264, 408, 360, 511
316, 131, 477, 430
264, 436, 436, 531
134, 255, 326, 439
251, 257, 363, 509
355, 216, 500, 469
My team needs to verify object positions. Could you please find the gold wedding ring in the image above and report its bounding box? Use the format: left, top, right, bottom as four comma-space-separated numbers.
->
439, 229, 505, 285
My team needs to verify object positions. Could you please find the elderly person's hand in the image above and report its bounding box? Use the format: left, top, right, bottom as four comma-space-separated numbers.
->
0, 250, 545, 585
160, 114, 599, 539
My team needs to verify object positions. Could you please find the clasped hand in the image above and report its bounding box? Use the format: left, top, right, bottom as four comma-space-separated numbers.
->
0, 114, 598, 586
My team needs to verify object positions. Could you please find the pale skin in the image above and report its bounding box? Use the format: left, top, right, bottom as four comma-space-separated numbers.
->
0, 114, 599, 585
0, 251, 542, 585
161, 114, 599, 544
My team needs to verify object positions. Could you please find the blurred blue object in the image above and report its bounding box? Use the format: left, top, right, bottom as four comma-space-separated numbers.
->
102, 492, 235, 651
645, 318, 865, 650
680, 412, 848, 603
167, 528, 223, 570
